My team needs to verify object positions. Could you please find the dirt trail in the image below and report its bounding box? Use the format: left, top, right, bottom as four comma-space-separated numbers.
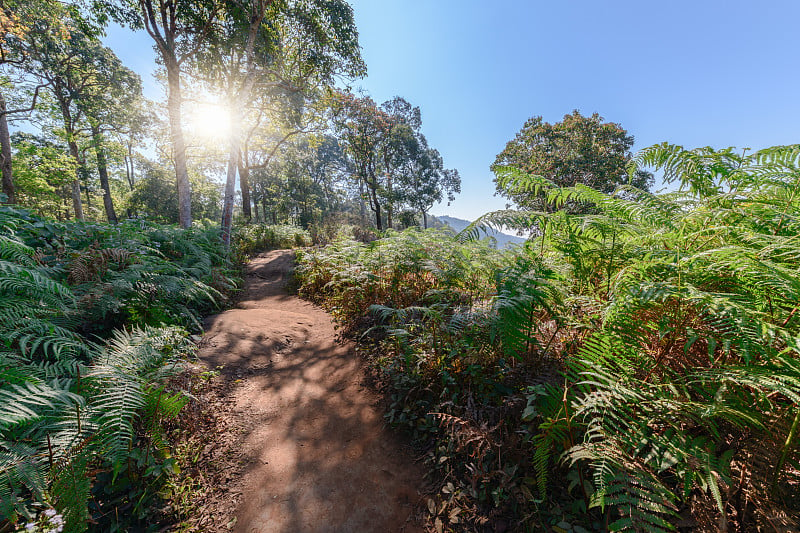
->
198, 250, 424, 533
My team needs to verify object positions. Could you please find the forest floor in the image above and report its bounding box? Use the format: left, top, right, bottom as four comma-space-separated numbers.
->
188, 249, 425, 533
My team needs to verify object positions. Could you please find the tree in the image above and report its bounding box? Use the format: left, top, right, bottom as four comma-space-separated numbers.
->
335, 93, 460, 230
333, 92, 391, 230
196, 0, 364, 248
379, 96, 421, 228
12, 20, 96, 220
10, 132, 77, 216
400, 140, 460, 229
126, 159, 222, 223
119, 0, 222, 228
10, 16, 139, 221
248, 134, 350, 227
492, 110, 653, 211
78, 47, 145, 223
0, 0, 70, 204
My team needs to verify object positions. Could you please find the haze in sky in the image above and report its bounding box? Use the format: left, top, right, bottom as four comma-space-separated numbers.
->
104, 0, 800, 221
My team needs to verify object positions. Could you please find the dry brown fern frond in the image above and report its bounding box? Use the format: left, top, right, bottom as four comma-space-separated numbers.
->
68, 247, 135, 284
430, 412, 499, 465
723, 408, 800, 532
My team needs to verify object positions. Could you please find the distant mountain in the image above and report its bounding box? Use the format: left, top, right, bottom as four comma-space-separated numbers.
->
434, 215, 526, 249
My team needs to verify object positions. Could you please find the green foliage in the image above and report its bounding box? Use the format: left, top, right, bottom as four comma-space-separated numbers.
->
231, 223, 311, 264
492, 110, 653, 212
0, 204, 237, 530
125, 160, 222, 224
332, 93, 460, 231
297, 143, 800, 531
10, 133, 77, 217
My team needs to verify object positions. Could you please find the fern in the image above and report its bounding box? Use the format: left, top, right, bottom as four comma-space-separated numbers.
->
0, 205, 229, 528
89, 327, 187, 471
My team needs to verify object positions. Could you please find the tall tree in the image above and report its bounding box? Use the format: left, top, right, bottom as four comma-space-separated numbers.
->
78, 52, 145, 223
11, 17, 137, 221
399, 139, 461, 229
492, 110, 653, 211
118, 0, 221, 228
248, 134, 349, 227
238, 90, 337, 222
0, 0, 69, 204
198, 0, 364, 248
0, 86, 15, 203
379, 97, 421, 228
12, 21, 94, 219
333, 92, 392, 230
335, 93, 460, 230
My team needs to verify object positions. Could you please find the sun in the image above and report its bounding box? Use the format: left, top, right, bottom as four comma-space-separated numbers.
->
187, 103, 232, 142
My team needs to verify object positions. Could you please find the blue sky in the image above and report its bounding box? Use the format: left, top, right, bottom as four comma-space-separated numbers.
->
105, 0, 800, 221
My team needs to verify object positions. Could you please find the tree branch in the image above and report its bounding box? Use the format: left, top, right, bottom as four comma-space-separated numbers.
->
0, 83, 48, 117
245, 128, 307, 170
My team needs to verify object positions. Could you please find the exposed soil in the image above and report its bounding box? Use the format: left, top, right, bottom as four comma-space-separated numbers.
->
195, 250, 425, 532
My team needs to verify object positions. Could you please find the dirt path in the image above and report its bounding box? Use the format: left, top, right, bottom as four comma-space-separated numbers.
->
198, 250, 424, 533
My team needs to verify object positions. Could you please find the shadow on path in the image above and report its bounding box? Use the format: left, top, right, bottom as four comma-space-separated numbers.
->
199, 250, 424, 533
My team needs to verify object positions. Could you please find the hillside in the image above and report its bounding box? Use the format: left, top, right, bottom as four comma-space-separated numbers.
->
434, 215, 527, 248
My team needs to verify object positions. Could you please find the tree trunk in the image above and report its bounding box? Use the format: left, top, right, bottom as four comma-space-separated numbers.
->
253, 200, 260, 223
386, 173, 393, 229
92, 124, 117, 223
221, 107, 242, 249
67, 140, 85, 221
422, 210, 428, 229
56, 88, 85, 220
165, 59, 192, 228
85, 176, 92, 208
358, 180, 366, 220
221, 149, 238, 249
125, 142, 135, 191
370, 187, 382, 230
238, 147, 252, 222
0, 94, 15, 204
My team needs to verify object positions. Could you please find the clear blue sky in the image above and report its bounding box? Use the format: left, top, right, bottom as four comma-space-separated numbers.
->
105, 0, 800, 221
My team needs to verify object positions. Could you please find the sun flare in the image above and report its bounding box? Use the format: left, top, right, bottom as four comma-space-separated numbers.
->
187, 103, 232, 141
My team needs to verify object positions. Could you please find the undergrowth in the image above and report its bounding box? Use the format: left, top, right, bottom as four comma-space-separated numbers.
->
295, 144, 800, 532
231, 224, 311, 264
0, 207, 272, 532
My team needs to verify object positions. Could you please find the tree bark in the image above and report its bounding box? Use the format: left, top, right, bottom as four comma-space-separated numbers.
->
0, 94, 15, 204
422, 210, 428, 229
238, 147, 252, 222
369, 184, 382, 230
125, 142, 135, 191
84, 175, 92, 208
358, 180, 366, 220
221, 153, 238, 248
386, 172, 393, 229
67, 140, 85, 221
221, 107, 242, 249
91, 124, 117, 223
55, 85, 85, 220
165, 60, 192, 228
221, 5, 265, 246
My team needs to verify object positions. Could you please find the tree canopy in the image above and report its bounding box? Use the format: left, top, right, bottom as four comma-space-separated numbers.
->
492, 110, 653, 210
333, 92, 460, 230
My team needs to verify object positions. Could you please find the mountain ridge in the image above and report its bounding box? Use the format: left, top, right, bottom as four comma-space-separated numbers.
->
433, 215, 526, 249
